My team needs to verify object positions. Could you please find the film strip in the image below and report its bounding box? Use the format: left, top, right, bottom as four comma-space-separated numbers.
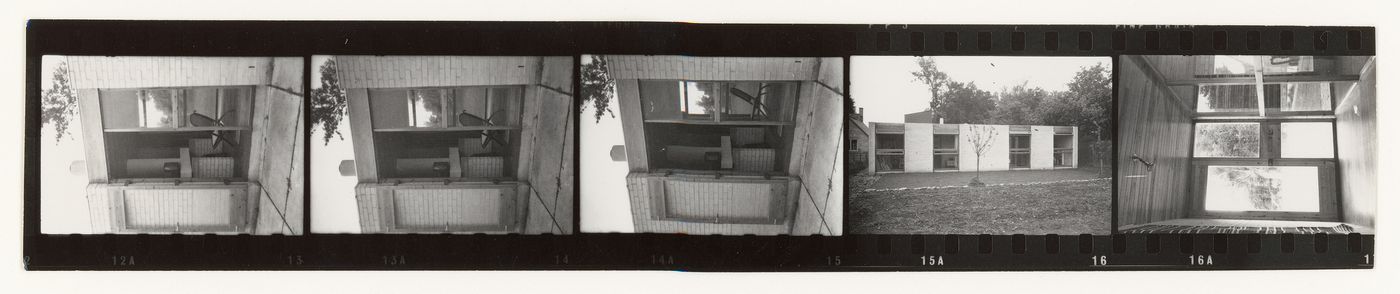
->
23, 21, 1376, 270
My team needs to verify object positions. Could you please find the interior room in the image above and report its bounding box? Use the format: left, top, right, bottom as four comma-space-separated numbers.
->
637, 80, 798, 175
1117, 55, 1376, 234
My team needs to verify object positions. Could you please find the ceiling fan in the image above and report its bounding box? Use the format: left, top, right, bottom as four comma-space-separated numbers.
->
457, 109, 508, 150
727, 84, 772, 120
188, 110, 238, 153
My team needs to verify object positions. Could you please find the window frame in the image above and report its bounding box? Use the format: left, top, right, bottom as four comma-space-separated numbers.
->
933, 134, 960, 171
1187, 113, 1338, 221
638, 79, 801, 126
1009, 133, 1031, 169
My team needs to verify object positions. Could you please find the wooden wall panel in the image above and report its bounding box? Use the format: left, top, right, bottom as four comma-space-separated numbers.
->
1336, 57, 1376, 228
335, 56, 540, 89
606, 56, 819, 81
626, 175, 793, 235
68, 56, 271, 89
1117, 56, 1195, 228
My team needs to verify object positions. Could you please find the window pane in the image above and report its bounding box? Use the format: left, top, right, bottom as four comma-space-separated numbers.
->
1281, 122, 1335, 158
1211, 56, 1261, 75
684, 82, 718, 116
1010, 135, 1030, 149
1194, 123, 1260, 158
1204, 166, 1320, 212
934, 134, 958, 150
408, 89, 447, 127
138, 90, 176, 128
875, 134, 903, 149
1209, 56, 1315, 75
1197, 82, 1333, 113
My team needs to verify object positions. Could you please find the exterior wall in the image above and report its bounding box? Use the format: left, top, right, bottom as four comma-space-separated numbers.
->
67, 56, 271, 89
73, 56, 302, 235
790, 58, 844, 235
904, 110, 935, 123
881, 123, 1074, 173
615, 56, 842, 235
958, 124, 1010, 172
334, 56, 540, 89
1029, 126, 1055, 169
341, 56, 572, 234
606, 56, 819, 81
1336, 57, 1376, 228
625, 175, 796, 235
520, 56, 576, 234
249, 57, 306, 235
903, 123, 933, 172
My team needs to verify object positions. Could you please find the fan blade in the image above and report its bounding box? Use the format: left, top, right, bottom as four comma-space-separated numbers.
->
188, 112, 218, 127
485, 109, 505, 125
458, 111, 489, 126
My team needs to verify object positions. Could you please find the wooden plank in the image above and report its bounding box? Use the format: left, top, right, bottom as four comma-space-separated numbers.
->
616, 79, 650, 172
1166, 75, 1360, 86
641, 119, 794, 126
347, 89, 379, 181
77, 89, 110, 182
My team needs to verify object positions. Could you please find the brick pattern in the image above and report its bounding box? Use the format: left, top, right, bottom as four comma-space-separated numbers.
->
66, 56, 272, 89
626, 175, 792, 235
335, 56, 541, 89
606, 56, 820, 81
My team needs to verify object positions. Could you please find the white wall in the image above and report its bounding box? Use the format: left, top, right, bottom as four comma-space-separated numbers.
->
1030, 126, 1055, 169
958, 124, 1010, 172
903, 123, 933, 172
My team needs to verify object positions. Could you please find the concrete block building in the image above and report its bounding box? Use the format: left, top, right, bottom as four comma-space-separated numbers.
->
867, 121, 1077, 173
335, 56, 574, 234
609, 56, 843, 235
69, 56, 305, 235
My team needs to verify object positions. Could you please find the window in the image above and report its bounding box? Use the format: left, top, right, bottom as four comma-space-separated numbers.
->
1280, 122, 1335, 158
1203, 166, 1320, 212
1196, 82, 1334, 113
1193, 123, 1261, 158
641, 80, 799, 123
1202, 56, 1316, 76
637, 80, 800, 174
874, 133, 904, 172
368, 86, 525, 180
1053, 133, 1074, 167
101, 87, 253, 181
934, 134, 958, 170
1009, 134, 1030, 168
1188, 55, 1340, 221
407, 89, 449, 127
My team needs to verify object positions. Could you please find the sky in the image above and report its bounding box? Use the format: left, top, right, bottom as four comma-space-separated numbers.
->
577, 55, 635, 233
39, 55, 95, 234
851, 56, 1109, 124
308, 55, 363, 233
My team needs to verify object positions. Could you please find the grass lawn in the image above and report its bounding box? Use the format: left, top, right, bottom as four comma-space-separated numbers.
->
848, 179, 1111, 235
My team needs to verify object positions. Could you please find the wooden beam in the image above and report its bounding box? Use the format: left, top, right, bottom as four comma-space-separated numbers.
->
642, 119, 794, 126
347, 89, 379, 182
616, 79, 650, 172
1166, 75, 1360, 86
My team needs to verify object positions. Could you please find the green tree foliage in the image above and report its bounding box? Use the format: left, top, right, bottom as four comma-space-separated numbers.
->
579, 55, 616, 123
309, 58, 347, 145
41, 61, 78, 143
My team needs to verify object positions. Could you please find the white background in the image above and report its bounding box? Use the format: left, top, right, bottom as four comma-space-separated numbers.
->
5, 0, 1395, 292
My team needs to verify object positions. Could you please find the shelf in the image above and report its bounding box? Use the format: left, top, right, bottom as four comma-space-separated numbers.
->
104, 127, 250, 133
643, 119, 793, 126
374, 126, 519, 132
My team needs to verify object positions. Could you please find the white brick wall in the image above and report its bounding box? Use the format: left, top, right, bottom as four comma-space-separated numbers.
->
1030, 126, 1055, 169
903, 123, 933, 172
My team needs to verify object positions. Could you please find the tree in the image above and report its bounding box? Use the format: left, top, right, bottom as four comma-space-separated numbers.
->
911, 57, 950, 118
965, 124, 998, 186
938, 81, 997, 124
579, 55, 616, 123
41, 60, 78, 143
992, 82, 1048, 125
309, 58, 347, 145
1215, 166, 1284, 210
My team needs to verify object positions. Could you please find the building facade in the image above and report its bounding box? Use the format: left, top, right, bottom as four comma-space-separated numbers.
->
336, 56, 574, 234
610, 56, 843, 235
868, 122, 1077, 173
71, 56, 304, 235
